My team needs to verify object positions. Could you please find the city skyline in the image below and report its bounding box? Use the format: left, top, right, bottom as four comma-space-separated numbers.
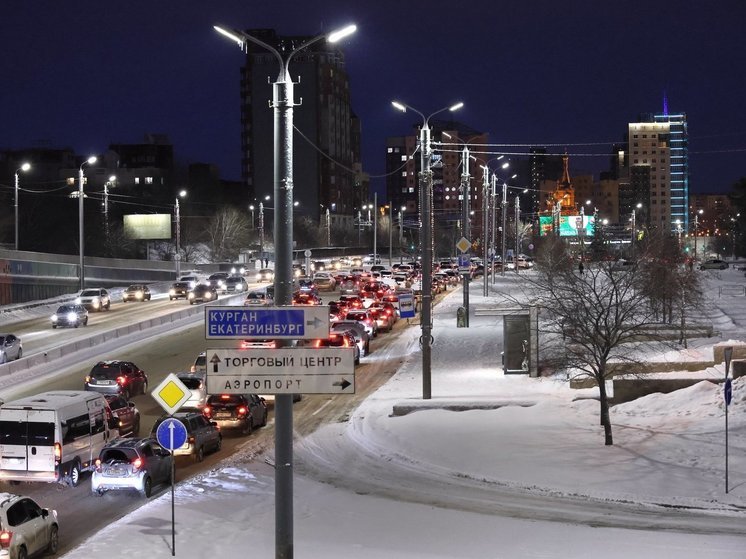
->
2, 1, 745, 197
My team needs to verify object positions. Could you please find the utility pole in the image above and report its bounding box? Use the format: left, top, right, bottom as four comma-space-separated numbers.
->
501, 181, 507, 277
373, 192, 378, 264
491, 175, 497, 285
259, 202, 265, 265
326, 208, 331, 247
481, 165, 489, 296
388, 201, 393, 267
515, 195, 520, 273
460, 146, 471, 320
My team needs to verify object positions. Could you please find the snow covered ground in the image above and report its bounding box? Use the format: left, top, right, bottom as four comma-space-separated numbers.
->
49, 269, 746, 557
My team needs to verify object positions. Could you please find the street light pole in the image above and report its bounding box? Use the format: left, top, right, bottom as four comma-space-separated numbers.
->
392, 100, 463, 400
215, 23, 355, 559
388, 202, 393, 266
491, 174, 497, 285
14, 163, 30, 251
694, 209, 703, 263
501, 181, 507, 277
259, 202, 265, 265
481, 165, 489, 296
373, 192, 378, 263
515, 195, 520, 273
78, 156, 97, 291
175, 190, 186, 278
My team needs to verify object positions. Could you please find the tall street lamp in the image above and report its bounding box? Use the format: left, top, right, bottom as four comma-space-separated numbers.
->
175, 190, 187, 278
78, 156, 97, 290
392, 99, 464, 400
14, 162, 31, 251
103, 175, 116, 256
691, 209, 698, 258
215, 22, 355, 559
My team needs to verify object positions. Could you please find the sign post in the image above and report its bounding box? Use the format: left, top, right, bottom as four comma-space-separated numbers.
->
724, 346, 733, 494
151, 373, 192, 557
456, 237, 471, 327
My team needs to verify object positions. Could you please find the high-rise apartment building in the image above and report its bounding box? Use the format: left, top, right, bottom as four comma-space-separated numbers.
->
239, 29, 360, 223
627, 112, 689, 233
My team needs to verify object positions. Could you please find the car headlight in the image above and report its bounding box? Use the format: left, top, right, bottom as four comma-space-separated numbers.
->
136, 291, 143, 299
51, 314, 58, 322
236, 284, 244, 291
74, 297, 82, 304
92, 298, 100, 308
188, 292, 195, 299
256, 274, 262, 281
218, 280, 225, 288
67, 312, 77, 322
169, 289, 176, 295
205, 292, 213, 299
189, 281, 196, 289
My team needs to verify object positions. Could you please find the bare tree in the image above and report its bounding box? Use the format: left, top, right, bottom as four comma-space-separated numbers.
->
512, 237, 665, 446
205, 206, 251, 262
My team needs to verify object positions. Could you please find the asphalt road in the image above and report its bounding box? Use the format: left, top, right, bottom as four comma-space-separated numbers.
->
0, 282, 423, 555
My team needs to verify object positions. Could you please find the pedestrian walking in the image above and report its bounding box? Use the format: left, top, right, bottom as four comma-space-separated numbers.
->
578, 260, 584, 275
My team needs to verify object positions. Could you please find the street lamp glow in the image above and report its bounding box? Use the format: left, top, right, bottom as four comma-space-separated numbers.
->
78, 156, 97, 290
213, 25, 244, 46
501, 162, 509, 169
20, 163, 30, 172
391, 101, 407, 113
14, 163, 31, 250
179, 189, 187, 198
327, 24, 356, 43
86, 156, 97, 165
448, 102, 464, 112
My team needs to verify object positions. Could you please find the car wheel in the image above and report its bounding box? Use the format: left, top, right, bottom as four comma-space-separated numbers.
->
195, 446, 205, 462
52, 324, 57, 329
16, 348, 22, 360
84, 317, 89, 326
122, 390, 130, 401
74, 323, 79, 329
47, 525, 59, 554
215, 435, 223, 452
133, 415, 140, 436
141, 476, 152, 498
69, 460, 81, 487
106, 302, 111, 310
17, 545, 28, 559
0, 354, 6, 364
141, 381, 148, 395
242, 419, 253, 436
365, 343, 370, 355
261, 409, 268, 427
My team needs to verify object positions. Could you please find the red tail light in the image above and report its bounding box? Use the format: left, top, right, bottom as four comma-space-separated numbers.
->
188, 435, 195, 444
203, 406, 211, 417
54, 442, 62, 463
0, 531, 13, 549
94, 458, 102, 472
117, 376, 127, 385
237, 406, 248, 416
314, 339, 322, 348
220, 394, 231, 400
133, 457, 143, 471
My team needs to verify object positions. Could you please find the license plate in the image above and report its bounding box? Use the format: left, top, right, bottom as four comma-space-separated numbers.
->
215, 412, 231, 419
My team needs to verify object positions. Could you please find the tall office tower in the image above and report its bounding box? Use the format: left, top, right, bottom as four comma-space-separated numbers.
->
239, 29, 360, 223
627, 111, 689, 233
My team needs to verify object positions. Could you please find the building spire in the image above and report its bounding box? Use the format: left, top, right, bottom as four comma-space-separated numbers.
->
663, 90, 669, 116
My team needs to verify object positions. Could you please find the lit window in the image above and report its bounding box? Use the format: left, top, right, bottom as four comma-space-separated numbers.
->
135, 177, 140, 184
145, 177, 153, 184
401, 155, 407, 161
387, 148, 393, 153
402, 172, 407, 177
408, 187, 414, 193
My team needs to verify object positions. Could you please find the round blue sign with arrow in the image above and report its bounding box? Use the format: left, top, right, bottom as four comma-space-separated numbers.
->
156, 417, 188, 452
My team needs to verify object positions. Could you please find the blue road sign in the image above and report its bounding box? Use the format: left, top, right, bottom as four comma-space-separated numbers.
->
399, 292, 415, 318
458, 254, 470, 268
205, 306, 329, 340
156, 417, 188, 452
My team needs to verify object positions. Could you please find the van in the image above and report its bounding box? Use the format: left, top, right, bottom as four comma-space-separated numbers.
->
0, 390, 112, 486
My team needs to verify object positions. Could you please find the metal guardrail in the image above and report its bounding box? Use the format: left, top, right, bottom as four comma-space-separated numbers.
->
718, 285, 746, 298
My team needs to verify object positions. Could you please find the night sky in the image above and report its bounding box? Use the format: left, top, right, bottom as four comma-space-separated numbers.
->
3, 1, 745, 196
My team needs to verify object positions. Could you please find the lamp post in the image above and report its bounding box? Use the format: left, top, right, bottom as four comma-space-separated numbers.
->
215, 22, 355, 559
14, 163, 31, 251
392, 99, 464, 400
103, 175, 116, 256
694, 208, 703, 263
175, 190, 187, 278
78, 156, 97, 290
480, 165, 489, 295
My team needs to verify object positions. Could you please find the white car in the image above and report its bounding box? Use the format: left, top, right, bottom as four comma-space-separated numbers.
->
0, 334, 22, 363
75, 288, 111, 311
177, 372, 208, 410
0, 493, 59, 557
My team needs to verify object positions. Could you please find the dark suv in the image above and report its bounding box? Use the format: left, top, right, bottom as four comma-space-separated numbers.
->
203, 394, 267, 435
84, 360, 148, 399
150, 412, 222, 462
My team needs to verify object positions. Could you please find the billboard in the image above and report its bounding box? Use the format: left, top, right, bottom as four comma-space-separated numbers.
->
123, 214, 172, 240
539, 215, 595, 237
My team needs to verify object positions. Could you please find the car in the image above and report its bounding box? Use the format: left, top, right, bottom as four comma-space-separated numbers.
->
191, 352, 207, 374
338, 275, 360, 295
611, 259, 635, 272
338, 294, 364, 310
150, 412, 222, 462
75, 288, 111, 311
345, 310, 378, 337
0, 494, 59, 558
176, 372, 208, 410
51, 303, 88, 328
91, 438, 173, 497
188, 284, 218, 304
239, 339, 278, 350
297, 276, 318, 295
244, 289, 273, 306
312, 272, 336, 291
122, 284, 151, 302
203, 394, 268, 435
224, 275, 249, 293
84, 360, 149, 399
178, 274, 201, 290
367, 303, 395, 332
0, 334, 22, 363
328, 300, 348, 321
700, 259, 729, 270
331, 320, 371, 355
255, 268, 274, 283
310, 332, 360, 364
104, 394, 141, 436
311, 260, 327, 272
168, 281, 191, 300
293, 292, 322, 306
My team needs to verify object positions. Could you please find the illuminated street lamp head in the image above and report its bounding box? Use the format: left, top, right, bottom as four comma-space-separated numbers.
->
636, 202, 643, 209
391, 101, 407, 113
108, 175, 116, 182
86, 156, 97, 165
179, 189, 187, 198
327, 24, 356, 43
213, 25, 244, 47
501, 162, 509, 169
448, 102, 464, 112
20, 163, 31, 172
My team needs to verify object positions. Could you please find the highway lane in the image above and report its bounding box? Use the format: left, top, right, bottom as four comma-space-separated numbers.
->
0, 282, 429, 555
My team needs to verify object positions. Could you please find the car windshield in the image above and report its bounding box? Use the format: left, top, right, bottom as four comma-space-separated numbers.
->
90, 365, 121, 380
126, 285, 142, 291
80, 290, 100, 297
207, 395, 244, 407
106, 397, 127, 410
100, 448, 137, 463
179, 377, 203, 390
56, 305, 75, 313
